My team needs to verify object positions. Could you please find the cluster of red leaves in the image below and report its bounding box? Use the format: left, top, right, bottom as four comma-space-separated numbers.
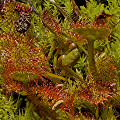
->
30, 83, 67, 106
1, 32, 75, 116
1, 33, 50, 85
28, 83, 75, 115
59, 94, 75, 115
78, 55, 119, 106
3, 78, 24, 93
78, 82, 115, 106
96, 55, 118, 86
1, 2, 75, 116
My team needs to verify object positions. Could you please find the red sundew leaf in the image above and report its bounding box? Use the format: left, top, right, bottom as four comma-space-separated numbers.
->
59, 97, 75, 115
95, 55, 118, 86
71, 22, 111, 42
31, 83, 69, 108
3, 78, 24, 93
78, 81, 118, 106
1, 33, 50, 86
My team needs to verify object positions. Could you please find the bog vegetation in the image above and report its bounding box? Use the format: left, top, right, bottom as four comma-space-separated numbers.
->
0, 0, 120, 119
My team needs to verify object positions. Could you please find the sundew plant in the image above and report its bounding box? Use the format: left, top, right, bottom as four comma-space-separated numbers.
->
0, 0, 120, 119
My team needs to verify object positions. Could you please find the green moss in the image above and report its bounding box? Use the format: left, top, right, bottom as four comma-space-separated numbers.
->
0, 93, 40, 120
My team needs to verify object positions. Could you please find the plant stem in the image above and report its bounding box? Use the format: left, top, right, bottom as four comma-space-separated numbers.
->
62, 66, 84, 82
88, 40, 98, 81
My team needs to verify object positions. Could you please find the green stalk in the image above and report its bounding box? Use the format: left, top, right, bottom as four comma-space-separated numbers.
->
62, 66, 84, 82
87, 40, 98, 81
